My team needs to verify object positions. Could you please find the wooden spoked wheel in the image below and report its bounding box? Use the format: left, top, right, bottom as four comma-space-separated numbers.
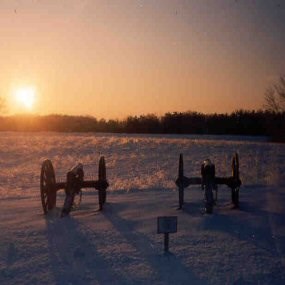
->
98, 156, 106, 181
98, 156, 107, 206
40, 159, 57, 214
232, 152, 240, 181
178, 154, 184, 209
179, 153, 184, 180
231, 153, 240, 207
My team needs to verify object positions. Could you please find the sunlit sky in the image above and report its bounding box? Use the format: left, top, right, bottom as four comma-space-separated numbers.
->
0, 0, 284, 118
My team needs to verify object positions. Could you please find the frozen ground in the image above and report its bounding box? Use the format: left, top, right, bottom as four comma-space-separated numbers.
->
0, 132, 284, 284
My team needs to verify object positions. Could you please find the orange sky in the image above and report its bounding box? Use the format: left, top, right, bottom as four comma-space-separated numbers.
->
0, 0, 284, 119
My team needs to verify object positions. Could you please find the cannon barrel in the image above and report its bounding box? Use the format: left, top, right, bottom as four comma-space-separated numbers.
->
69, 163, 84, 175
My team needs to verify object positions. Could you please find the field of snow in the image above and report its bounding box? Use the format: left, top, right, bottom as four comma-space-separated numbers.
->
0, 132, 284, 284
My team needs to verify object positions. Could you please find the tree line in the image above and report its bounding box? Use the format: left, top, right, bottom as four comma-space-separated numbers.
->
0, 76, 284, 141
0, 110, 284, 142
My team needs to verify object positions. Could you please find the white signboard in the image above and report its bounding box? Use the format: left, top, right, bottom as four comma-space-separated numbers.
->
157, 216, 177, 234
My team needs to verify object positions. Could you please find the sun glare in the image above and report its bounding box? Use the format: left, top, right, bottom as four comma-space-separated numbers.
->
14, 87, 36, 110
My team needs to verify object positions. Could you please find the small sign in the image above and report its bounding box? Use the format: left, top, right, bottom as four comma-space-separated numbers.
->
157, 216, 177, 234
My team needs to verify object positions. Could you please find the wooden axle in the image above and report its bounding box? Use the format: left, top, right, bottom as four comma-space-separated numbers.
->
54, 180, 109, 192
176, 176, 241, 189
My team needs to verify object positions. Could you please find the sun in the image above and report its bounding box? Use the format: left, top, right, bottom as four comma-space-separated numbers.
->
14, 87, 36, 110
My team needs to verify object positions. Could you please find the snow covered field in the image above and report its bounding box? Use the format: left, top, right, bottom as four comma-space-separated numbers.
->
0, 132, 284, 284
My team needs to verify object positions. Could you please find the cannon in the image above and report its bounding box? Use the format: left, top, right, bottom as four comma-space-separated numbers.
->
175, 153, 241, 214
40, 156, 109, 216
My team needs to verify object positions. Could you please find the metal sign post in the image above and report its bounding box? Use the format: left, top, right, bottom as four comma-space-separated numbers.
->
157, 216, 177, 252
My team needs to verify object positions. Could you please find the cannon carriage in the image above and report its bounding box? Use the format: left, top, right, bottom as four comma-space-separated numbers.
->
175, 153, 241, 213
40, 156, 109, 216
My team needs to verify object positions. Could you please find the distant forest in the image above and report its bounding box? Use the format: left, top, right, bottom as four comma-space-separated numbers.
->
0, 110, 284, 142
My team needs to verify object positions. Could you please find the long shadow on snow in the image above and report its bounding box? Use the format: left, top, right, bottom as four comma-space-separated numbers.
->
200, 200, 285, 262
45, 210, 124, 285
181, 201, 206, 217
191, 196, 285, 284
102, 202, 208, 285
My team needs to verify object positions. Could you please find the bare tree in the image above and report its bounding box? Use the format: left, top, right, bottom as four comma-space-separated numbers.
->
264, 76, 285, 113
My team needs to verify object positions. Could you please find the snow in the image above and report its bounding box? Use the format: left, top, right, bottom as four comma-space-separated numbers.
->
0, 132, 284, 284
